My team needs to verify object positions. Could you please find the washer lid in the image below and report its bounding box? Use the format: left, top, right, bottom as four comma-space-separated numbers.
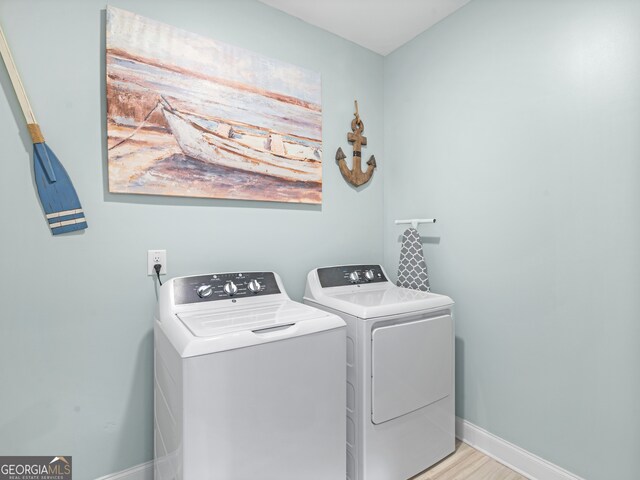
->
312, 283, 453, 319
177, 300, 327, 337
161, 300, 345, 358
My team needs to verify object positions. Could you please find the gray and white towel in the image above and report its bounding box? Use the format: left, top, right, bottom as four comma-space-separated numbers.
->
397, 227, 430, 291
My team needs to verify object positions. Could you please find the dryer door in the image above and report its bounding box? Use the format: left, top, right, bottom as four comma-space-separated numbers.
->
371, 314, 452, 425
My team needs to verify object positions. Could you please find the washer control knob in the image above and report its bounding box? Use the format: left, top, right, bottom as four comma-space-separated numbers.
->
364, 269, 375, 281
349, 271, 360, 283
223, 281, 238, 296
247, 279, 261, 293
196, 285, 213, 298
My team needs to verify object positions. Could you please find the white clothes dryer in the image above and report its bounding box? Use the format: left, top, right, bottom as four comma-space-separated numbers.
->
155, 271, 346, 480
304, 265, 455, 480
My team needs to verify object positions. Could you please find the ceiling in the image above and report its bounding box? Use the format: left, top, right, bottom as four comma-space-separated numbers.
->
258, 0, 472, 56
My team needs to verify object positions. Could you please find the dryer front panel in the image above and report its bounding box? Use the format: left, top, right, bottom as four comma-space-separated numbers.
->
371, 314, 453, 425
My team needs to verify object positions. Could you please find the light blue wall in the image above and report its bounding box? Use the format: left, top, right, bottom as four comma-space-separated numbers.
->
383, 0, 640, 478
0, 0, 384, 478
3, 0, 639, 478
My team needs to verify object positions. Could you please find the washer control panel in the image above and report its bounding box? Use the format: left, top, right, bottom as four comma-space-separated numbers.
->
173, 272, 281, 305
317, 265, 387, 288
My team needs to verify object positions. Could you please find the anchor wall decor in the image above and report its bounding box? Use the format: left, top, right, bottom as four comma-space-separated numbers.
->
336, 100, 376, 187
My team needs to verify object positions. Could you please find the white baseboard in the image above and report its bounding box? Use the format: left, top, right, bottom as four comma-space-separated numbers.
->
455, 417, 584, 480
94, 460, 153, 480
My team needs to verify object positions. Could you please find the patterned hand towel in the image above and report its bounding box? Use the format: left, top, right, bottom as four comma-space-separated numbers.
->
397, 227, 430, 291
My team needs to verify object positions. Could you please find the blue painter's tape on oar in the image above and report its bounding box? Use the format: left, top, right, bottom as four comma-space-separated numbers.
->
0, 24, 87, 235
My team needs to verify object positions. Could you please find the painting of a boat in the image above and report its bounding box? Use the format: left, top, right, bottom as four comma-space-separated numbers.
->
159, 99, 321, 183
106, 7, 322, 204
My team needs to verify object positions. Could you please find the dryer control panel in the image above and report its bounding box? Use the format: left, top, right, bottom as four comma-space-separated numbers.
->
173, 272, 281, 305
317, 265, 387, 288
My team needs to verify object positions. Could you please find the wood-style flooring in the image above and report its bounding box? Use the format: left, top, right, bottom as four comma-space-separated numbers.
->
411, 441, 528, 480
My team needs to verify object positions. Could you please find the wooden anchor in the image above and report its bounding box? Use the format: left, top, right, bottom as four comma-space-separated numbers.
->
336, 100, 376, 187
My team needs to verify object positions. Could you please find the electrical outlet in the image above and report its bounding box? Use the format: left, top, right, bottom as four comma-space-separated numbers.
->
148, 250, 167, 276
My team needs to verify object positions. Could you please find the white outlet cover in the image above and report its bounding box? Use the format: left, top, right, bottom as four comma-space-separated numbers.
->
148, 250, 167, 275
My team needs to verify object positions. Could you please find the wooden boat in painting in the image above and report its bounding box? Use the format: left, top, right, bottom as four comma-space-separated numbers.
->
160, 99, 322, 183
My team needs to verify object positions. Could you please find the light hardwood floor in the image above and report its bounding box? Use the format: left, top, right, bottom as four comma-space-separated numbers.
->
411, 441, 527, 480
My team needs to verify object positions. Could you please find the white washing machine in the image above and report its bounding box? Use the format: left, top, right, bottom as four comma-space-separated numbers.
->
155, 271, 346, 480
304, 265, 455, 480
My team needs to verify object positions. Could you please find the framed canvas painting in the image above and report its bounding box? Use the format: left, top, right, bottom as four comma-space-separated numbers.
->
106, 7, 322, 204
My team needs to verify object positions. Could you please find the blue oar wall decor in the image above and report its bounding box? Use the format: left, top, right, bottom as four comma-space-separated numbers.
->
0, 24, 87, 235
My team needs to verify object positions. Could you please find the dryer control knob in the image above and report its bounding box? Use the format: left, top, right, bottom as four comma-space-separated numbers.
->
248, 279, 261, 293
196, 285, 213, 298
349, 271, 360, 283
223, 281, 238, 296
364, 269, 375, 281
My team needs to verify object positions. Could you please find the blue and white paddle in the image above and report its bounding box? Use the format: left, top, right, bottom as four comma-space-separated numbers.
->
0, 24, 87, 235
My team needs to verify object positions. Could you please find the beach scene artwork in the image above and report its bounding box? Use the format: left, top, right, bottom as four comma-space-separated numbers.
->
106, 7, 322, 204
